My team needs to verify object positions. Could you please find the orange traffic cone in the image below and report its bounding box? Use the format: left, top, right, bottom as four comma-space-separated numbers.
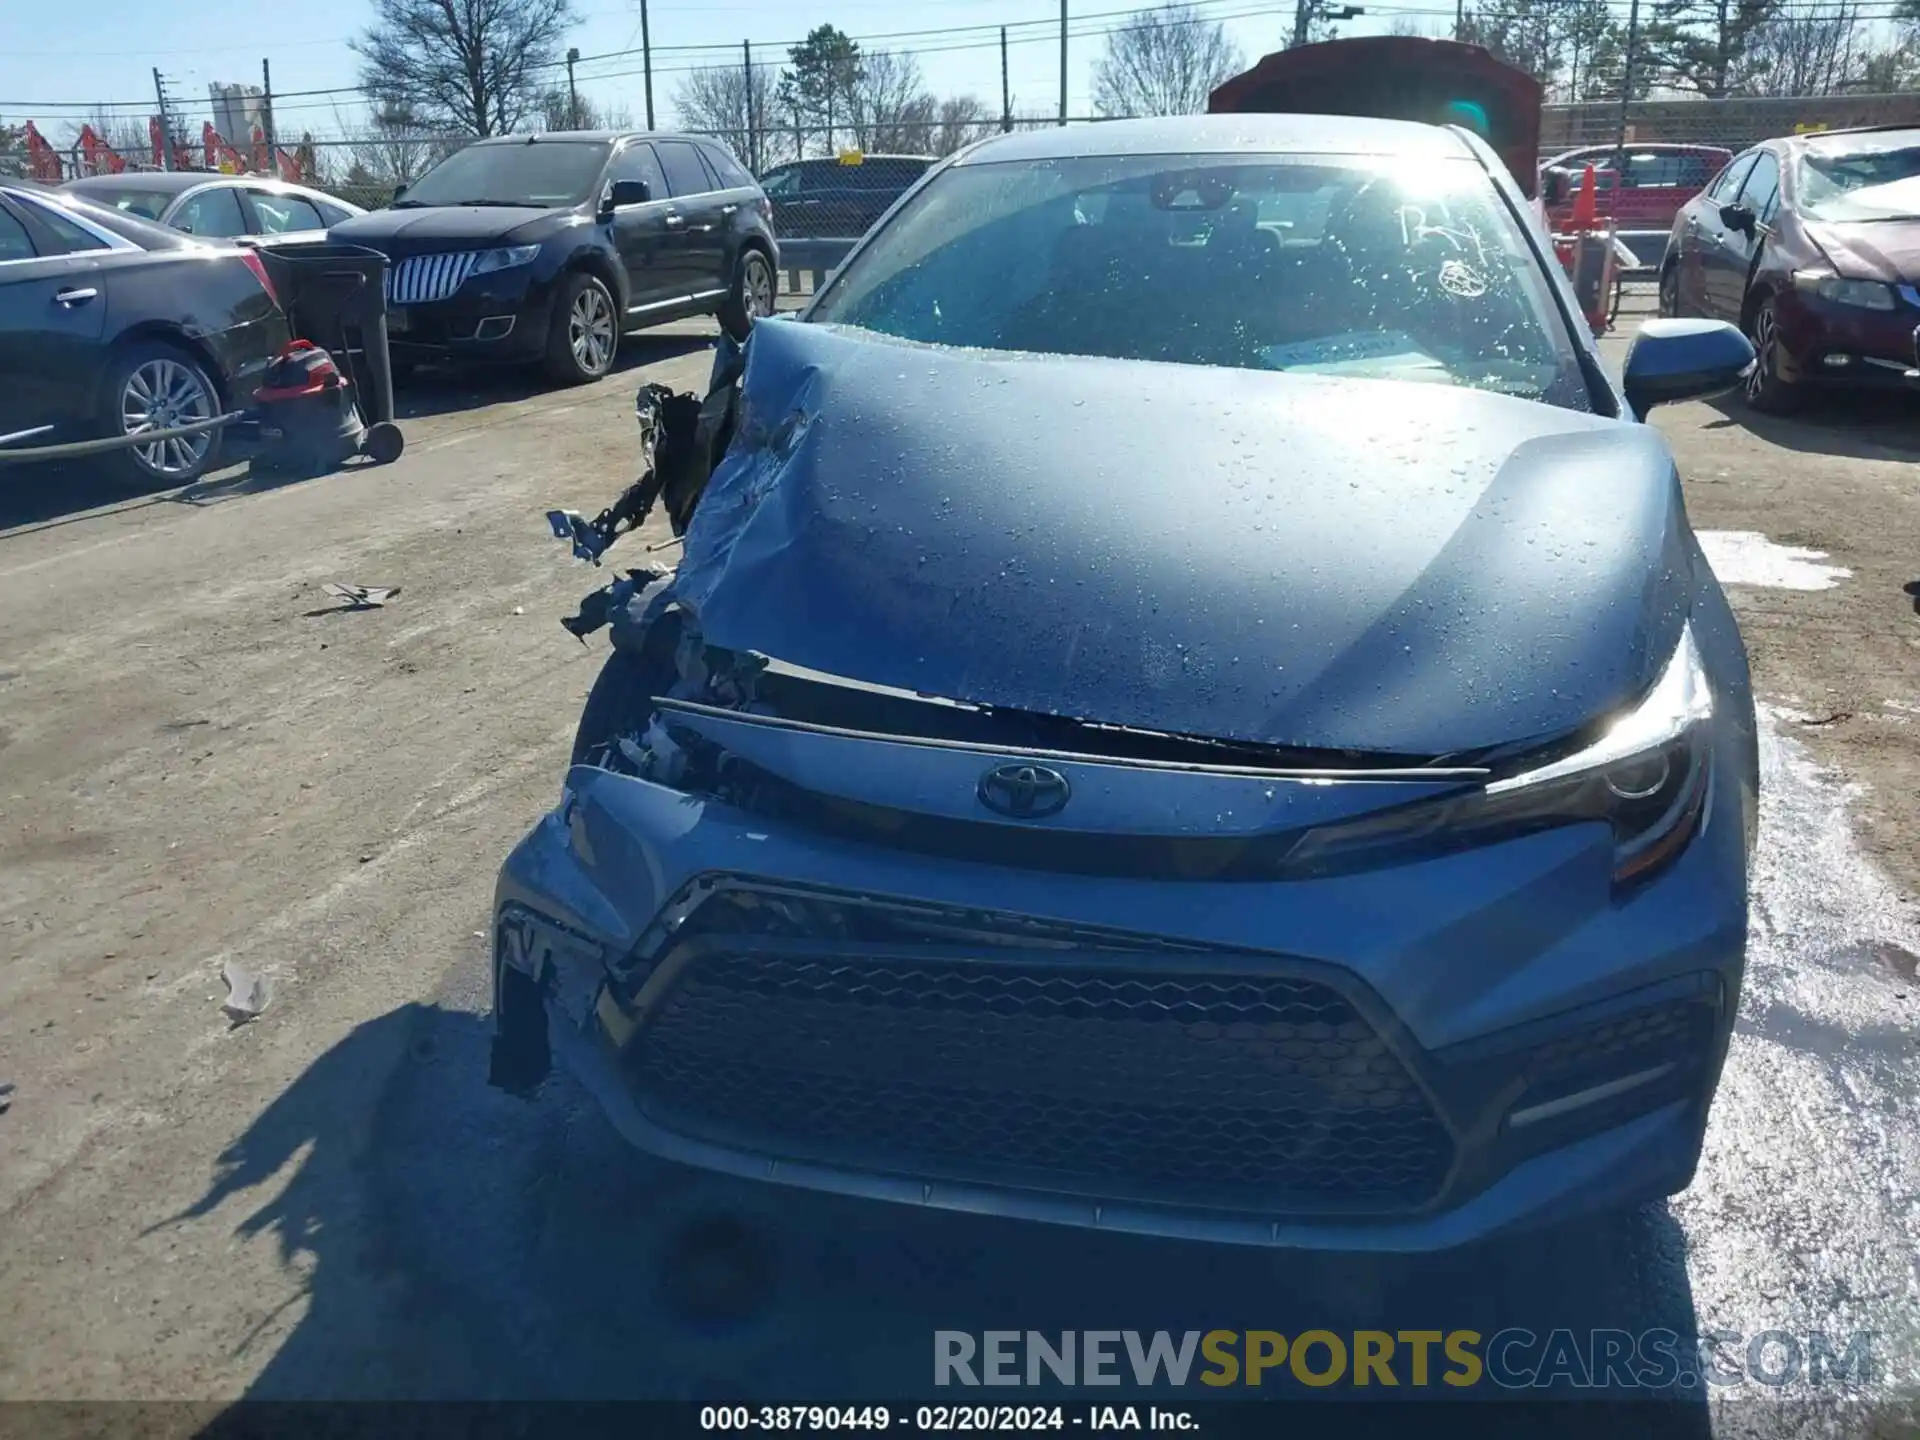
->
1569, 164, 1600, 232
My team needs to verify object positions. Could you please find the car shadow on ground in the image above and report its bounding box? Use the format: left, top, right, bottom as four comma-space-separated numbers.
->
1703, 389, 1920, 460
176, 1001, 1712, 1434
392, 332, 719, 421
0, 454, 347, 536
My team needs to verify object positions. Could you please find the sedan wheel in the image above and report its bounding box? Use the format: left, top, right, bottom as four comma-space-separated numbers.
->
569, 285, 616, 376
718, 249, 776, 340
1743, 298, 1801, 414
122, 355, 217, 479
744, 253, 774, 319
1658, 264, 1681, 318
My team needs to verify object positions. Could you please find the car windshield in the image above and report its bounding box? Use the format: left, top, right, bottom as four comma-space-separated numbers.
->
396, 140, 610, 208
69, 185, 175, 220
1797, 142, 1920, 222
808, 152, 1590, 410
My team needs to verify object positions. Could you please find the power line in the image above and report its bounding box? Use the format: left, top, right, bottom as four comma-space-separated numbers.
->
5, 0, 1910, 120
4, 0, 1295, 109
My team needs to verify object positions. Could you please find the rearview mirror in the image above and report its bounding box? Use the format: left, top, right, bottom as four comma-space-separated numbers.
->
1622, 318, 1755, 419
1719, 202, 1756, 234
605, 178, 651, 212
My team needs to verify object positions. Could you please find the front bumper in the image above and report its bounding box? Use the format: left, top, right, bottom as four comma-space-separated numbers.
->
384, 267, 554, 364
491, 762, 1747, 1252
1776, 285, 1920, 390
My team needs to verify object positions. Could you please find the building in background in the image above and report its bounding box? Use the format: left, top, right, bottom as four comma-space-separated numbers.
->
209, 82, 268, 147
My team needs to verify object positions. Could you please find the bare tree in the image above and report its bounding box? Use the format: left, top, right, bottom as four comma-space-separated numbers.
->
1092, 4, 1246, 117
931, 95, 992, 156
1857, 32, 1920, 89
0, 123, 28, 179
1458, 0, 1566, 88
65, 108, 148, 165
328, 100, 457, 188
673, 61, 788, 170
1740, 1, 1866, 94
1641, 0, 1785, 97
353, 0, 575, 137
845, 49, 936, 153
533, 87, 632, 132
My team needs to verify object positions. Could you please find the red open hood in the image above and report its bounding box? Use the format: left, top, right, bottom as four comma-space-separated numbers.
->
1208, 37, 1544, 198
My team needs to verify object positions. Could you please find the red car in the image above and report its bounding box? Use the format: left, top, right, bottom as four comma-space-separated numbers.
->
1659, 126, 1920, 411
1541, 143, 1732, 232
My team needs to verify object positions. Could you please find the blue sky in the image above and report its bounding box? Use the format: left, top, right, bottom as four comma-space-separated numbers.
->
0, 0, 1456, 145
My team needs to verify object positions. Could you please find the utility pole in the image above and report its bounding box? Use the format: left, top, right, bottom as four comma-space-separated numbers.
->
1616, 0, 1640, 151
1058, 0, 1067, 125
1453, 0, 1464, 40
152, 68, 174, 170
1001, 26, 1012, 133
566, 47, 580, 128
1294, 0, 1362, 46
640, 0, 655, 130
261, 57, 276, 167
743, 40, 757, 171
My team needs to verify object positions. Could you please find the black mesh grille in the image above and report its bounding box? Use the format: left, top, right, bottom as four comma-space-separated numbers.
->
1522, 1000, 1715, 1079
629, 948, 1455, 1212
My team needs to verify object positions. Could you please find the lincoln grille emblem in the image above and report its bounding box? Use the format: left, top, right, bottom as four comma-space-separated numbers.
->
977, 763, 1072, 819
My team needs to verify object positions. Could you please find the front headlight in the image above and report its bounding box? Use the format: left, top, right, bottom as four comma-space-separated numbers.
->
1791, 269, 1896, 311
1287, 626, 1714, 886
471, 244, 540, 277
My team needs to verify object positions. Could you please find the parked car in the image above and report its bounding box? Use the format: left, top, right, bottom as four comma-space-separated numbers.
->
493, 115, 1762, 1252
756, 153, 935, 238
329, 130, 778, 385
1659, 125, 1920, 411
60, 173, 362, 246
0, 180, 290, 485
1541, 143, 1731, 234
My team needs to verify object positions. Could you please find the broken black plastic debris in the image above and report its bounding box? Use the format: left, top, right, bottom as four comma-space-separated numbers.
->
561, 567, 670, 643
319, 583, 399, 610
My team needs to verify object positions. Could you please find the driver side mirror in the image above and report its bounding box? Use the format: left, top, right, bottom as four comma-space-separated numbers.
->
1719, 202, 1756, 234
1541, 168, 1570, 208
603, 178, 650, 213
391, 182, 407, 203
1622, 318, 1756, 420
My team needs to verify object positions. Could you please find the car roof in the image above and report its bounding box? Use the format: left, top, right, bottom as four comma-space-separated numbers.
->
773, 153, 935, 164
1546, 142, 1728, 158
64, 171, 206, 195
466, 130, 708, 146
1, 180, 195, 248
62, 172, 335, 196
953, 114, 1481, 166
1789, 124, 1920, 153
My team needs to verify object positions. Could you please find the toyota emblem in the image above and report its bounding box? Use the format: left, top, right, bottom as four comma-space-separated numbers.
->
977, 762, 1071, 819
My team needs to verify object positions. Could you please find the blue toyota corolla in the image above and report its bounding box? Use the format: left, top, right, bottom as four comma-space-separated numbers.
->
491, 115, 1761, 1250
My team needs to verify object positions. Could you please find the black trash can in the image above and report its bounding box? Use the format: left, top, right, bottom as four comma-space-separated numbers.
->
256, 241, 404, 463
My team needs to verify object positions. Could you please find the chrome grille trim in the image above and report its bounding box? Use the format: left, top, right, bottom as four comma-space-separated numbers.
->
385, 251, 481, 305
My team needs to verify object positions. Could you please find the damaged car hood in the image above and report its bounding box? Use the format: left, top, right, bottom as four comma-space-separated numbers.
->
673, 320, 1692, 757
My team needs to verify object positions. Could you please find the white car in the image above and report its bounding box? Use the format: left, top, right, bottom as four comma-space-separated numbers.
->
59, 174, 363, 247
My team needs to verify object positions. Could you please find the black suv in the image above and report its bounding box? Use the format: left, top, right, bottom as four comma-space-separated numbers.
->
331, 131, 778, 384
